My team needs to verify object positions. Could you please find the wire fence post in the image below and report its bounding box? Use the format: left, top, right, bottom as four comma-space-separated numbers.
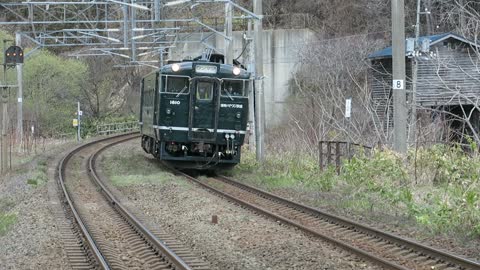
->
319, 141, 323, 171
335, 142, 341, 174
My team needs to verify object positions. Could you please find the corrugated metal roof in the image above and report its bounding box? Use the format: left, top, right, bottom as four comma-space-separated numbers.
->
368, 32, 476, 60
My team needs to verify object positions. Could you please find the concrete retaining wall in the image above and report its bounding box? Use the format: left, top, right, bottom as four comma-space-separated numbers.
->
168, 28, 314, 126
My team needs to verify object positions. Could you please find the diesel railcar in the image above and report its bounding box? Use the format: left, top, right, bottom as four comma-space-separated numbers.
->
139, 59, 250, 169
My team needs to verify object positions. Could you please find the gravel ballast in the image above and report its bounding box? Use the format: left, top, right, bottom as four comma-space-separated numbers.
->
0, 143, 75, 270
100, 141, 382, 270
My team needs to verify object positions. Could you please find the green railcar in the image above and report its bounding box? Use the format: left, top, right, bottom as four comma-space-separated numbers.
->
140, 60, 251, 169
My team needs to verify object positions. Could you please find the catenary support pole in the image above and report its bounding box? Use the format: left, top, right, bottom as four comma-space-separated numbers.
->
123, 1, 129, 48
131, 1, 137, 62
247, 20, 256, 147
392, 0, 408, 153
224, 1, 233, 64
154, 0, 161, 21
254, 0, 265, 162
16, 32, 23, 152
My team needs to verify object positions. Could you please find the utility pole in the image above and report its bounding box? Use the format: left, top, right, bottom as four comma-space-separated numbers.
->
224, 1, 234, 65
392, 0, 408, 153
410, 0, 431, 144
410, 0, 422, 143
254, 0, 265, 162
16, 33, 23, 152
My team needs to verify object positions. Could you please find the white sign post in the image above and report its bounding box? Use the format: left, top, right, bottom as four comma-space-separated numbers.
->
345, 98, 352, 118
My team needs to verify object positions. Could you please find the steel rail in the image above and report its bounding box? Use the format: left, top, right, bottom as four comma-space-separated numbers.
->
57, 135, 134, 269
88, 135, 193, 270
171, 166, 480, 270
216, 175, 480, 270
171, 170, 409, 270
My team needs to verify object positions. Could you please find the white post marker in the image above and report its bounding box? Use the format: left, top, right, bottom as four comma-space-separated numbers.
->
77, 102, 81, 141
345, 98, 352, 118
393, 79, 404, 90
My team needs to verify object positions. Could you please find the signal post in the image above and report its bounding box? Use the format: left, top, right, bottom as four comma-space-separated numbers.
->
1, 86, 8, 173
1, 43, 23, 173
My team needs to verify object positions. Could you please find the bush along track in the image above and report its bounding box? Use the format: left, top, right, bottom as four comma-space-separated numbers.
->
227, 145, 480, 255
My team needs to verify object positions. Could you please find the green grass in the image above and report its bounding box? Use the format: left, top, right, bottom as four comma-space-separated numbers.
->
101, 144, 185, 187
228, 149, 321, 191
0, 198, 15, 213
110, 172, 171, 186
26, 158, 49, 187
231, 145, 480, 239
0, 213, 17, 236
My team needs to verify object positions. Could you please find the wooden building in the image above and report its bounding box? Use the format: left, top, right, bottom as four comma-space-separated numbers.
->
368, 33, 480, 134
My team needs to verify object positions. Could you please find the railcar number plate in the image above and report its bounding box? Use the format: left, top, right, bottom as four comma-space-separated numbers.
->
195, 65, 218, 74
221, 104, 243, 109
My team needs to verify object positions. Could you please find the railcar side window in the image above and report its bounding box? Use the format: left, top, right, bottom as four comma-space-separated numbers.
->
196, 82, 213, 101
244, 80, 251, 96
222, 80, 245, 97
162, 76, 189, 94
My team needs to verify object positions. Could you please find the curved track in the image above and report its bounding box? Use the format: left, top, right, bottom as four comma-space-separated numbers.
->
57, 133, 204, 270
175, 171, 480, 270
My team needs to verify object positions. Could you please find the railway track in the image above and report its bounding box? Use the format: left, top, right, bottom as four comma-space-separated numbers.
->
57, 133, 208, 270
175, 172, 480, 270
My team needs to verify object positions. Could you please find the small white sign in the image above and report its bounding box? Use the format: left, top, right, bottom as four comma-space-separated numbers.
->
195, 65, 218, 74
345, 98, 352, 118
78, 110, 83, 116
31, 125, 34, 134
18, 97, 22, 103
393, 79, 404, 90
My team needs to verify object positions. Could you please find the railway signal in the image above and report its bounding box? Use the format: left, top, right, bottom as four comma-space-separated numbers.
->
1, 43, 24, 173
4, 46, 24, 65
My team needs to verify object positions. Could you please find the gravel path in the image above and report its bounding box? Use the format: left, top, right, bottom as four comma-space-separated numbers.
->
0, 142, 76, 270
99, 141, 383, 270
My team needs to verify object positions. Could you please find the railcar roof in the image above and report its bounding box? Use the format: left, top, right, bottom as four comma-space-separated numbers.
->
159, 61, 250, 79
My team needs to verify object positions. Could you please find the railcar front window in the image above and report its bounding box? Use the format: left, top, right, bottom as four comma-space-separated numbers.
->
222, 80, 245, 97
196, 82, 213, 101
162, 76, 189, 94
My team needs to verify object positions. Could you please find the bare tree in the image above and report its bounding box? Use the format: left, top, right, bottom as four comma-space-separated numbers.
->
270, 35, 386, 156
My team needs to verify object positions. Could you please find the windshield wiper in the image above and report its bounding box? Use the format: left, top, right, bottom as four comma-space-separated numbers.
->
223, 88, 234, 101
175, 86, 188, 97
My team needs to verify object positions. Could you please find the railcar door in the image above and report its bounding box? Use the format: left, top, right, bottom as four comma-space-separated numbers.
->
189, 78, 219, 141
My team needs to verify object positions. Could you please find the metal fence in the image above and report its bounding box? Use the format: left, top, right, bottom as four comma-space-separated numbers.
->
96, 121, 139, 135
318, 141, 373, 173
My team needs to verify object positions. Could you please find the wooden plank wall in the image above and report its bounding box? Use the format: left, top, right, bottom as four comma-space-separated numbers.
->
417, 40, 480, 106
369, 38, 480, 132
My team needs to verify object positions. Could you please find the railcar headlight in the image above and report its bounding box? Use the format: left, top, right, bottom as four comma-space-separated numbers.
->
231, 134, 235, 139
166, 108, 172, 115
171, 63, 180, 72
236, 112, 241, 119
225, 134, 230, 139
233, 67, 241, 76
